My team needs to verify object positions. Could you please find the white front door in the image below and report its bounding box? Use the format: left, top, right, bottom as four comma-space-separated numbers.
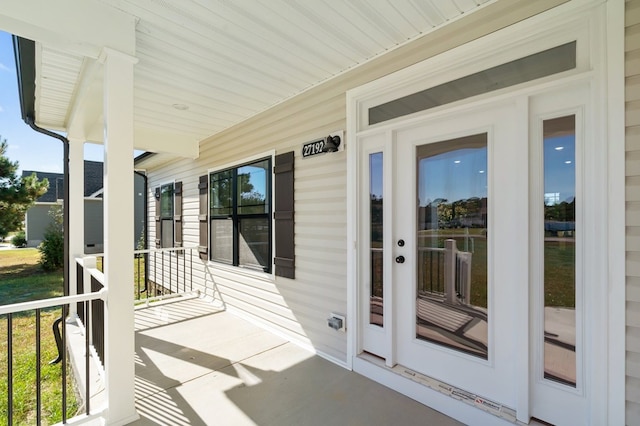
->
393, 100, 524, 409
357, 85, 593, 425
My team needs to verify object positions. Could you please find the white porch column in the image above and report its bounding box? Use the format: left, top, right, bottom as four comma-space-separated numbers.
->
100, 47, 139, 425
67, 139, 84, 308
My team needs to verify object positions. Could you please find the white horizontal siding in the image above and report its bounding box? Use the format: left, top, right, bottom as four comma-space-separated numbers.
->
145, 0, 566, 365
628, 0, 640, 423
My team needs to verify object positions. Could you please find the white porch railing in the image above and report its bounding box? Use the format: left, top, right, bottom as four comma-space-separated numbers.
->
2, 246, 210, 425
0, 283, 107, 424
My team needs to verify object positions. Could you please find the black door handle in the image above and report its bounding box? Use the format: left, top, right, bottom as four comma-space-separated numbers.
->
395, 256, 405, 264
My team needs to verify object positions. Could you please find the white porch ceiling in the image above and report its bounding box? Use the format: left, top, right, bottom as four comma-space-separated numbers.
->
32, 0, 491, 153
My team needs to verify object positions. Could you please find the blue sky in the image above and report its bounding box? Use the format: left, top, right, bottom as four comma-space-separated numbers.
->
0, 31, 103, 175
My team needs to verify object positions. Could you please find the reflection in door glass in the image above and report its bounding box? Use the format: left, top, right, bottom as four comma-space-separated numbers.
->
416, 134, 488, 359
543, 116, 576, 387
370, 153, 384, 326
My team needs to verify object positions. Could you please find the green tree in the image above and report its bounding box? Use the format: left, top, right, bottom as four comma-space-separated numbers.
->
0, 136, 49, 234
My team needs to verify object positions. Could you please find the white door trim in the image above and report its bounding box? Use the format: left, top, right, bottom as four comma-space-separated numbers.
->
605, 0, 626, 424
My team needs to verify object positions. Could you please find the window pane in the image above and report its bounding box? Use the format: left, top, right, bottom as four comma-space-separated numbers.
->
211, 218, 233, 264
160, 184, 174, 219
210, 171, 233, 216
238, 160, 269, 214
370, 152, 384, 327
416, 133, 488, 359
161, 219, 173, 248
239, 217, 270, 270
543, 115, 576, 387
369, 42, 576, 125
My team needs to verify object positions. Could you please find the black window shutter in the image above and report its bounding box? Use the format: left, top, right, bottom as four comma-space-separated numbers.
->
154, 187, 161, 248
274, 151, 295, 279
198, 175, 208, 260
174, 181, 183, 247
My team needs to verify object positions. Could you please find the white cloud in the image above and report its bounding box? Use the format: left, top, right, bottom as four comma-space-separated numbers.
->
7, 144, 18, 150
0, 62, 9, 72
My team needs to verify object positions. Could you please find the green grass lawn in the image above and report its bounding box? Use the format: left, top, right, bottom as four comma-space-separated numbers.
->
0, 248, 78, 425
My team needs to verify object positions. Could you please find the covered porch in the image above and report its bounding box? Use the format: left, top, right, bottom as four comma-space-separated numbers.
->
131, 296, 459, 426
0, 1, 628, 425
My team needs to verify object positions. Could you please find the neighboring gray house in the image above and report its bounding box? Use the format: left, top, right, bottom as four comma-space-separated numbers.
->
23, 160, 146, 252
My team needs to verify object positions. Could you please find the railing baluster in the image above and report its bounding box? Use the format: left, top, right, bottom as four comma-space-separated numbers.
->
143, 252, 149, 294
430, 251, 434, 293
8, 313, 13, 426
85, 300, 90, 415
153, 251, 156, 296
129, 247, 199, 302
36, 309, 41, 425
62, 304, 68, 423
437, 251, 440, 292
136, 254, 141, 300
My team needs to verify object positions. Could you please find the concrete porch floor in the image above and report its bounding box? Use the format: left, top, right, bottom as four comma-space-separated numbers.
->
129, 296, 461, 426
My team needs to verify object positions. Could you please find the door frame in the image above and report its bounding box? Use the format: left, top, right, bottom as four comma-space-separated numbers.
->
345, 1, 624, 424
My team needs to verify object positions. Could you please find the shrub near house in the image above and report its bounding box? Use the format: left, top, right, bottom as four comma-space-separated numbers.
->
38, 206, 64, 270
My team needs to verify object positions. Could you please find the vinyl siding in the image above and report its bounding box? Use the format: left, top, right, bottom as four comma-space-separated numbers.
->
628, 0, 640, 423
84, 199, 103, 253
144, 0, 565, 365
25, 204, 57, 246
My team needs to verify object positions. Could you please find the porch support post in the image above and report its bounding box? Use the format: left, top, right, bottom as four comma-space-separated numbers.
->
100, 47, 139, 425
67, 139, 84, 309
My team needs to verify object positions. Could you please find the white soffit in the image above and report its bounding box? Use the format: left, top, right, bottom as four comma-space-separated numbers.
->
36, 46, 84, 130
36, 0, 491, 146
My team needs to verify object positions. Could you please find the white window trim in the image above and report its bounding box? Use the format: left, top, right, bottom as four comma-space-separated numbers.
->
206, 150, 276, 281
346, 1, 621, 424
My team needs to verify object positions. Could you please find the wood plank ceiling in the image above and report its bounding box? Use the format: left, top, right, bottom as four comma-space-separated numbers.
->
35, 0, 490, 144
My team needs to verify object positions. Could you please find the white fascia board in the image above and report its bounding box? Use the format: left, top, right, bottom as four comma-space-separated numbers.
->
0, 0, 136, 58
85, 124, 199, 159
134, 127, 199, 159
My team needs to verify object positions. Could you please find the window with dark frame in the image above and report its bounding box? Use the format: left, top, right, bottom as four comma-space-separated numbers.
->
209, 158, 272, 272
160, 182, 174, 248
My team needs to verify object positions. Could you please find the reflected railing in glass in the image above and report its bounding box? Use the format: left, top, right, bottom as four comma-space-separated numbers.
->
415, 134, 488, 359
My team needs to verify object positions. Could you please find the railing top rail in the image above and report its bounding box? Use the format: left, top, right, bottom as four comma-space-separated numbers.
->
0, 290, 107, 316
418, 247, 446, 252
81, 245, 200, 258
134, 246, 199, 256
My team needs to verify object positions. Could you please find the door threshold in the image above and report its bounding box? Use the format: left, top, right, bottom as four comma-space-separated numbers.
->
355, 353, 519, 425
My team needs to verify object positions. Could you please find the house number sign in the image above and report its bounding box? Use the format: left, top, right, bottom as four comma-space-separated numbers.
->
302, 138, 325, 158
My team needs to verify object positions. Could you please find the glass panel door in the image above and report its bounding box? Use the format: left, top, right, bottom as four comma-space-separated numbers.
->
394, 101, 523, 409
